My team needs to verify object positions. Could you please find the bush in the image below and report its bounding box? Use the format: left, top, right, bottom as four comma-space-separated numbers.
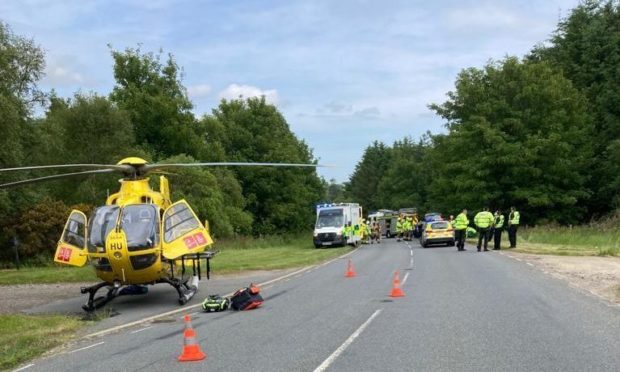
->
1, 199, 92, 266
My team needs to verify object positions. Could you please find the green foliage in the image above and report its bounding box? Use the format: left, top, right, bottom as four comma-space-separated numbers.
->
204, 97, 325, 235
158, 154, 252, 237
110, 47, 204, 158
324, 178, 346, 203
428, 58, 593, 223
0, 22, 46, 112
34, 94, 137, 205
346, 141, 391, 211
0, 314, 84, 370
530, 0, 620, 213
1, 199, 93, 265
377, 137, 430, 210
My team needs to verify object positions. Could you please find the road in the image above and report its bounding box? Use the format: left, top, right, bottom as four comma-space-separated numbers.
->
19, 239, 620, 372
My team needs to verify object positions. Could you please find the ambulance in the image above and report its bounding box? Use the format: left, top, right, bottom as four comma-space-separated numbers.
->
313, 203, 362, 248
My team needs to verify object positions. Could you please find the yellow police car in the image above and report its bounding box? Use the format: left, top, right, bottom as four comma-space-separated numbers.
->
420, 220, 455, 248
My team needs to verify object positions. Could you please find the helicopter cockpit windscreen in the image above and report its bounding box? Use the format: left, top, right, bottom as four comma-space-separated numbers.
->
87, 206, 120, 252
316, 208, 344, 228
120, 204, 160, 251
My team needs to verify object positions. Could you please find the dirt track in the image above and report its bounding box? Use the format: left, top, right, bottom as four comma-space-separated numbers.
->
504, 252, 620, 304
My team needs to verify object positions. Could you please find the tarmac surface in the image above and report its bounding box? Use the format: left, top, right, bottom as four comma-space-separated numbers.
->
17, 239, 620, 372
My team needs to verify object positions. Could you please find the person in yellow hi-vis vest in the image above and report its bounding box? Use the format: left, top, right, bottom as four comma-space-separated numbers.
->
474, 207, 494, 252
454, 209, 469, 251
508, 206, 520, 248
493, 210, 505, 250
342, 222, 352, 244
396, 216, 404, 242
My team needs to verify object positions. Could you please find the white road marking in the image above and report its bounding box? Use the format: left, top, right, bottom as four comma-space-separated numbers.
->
514, 258, 522, 262
13, 363, 34, 371
401, 272, 410, 285
82, 247, 360, 339
130, 325, 154, 334
313, 309, 382, 372
526, 262, 534, 267
67, 342, 105, 354
410, 250, 413, 256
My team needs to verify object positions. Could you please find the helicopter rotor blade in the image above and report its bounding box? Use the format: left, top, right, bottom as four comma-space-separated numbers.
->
143, 162, 332, 172
0, 169, 117, 189
0, 164, 133, 173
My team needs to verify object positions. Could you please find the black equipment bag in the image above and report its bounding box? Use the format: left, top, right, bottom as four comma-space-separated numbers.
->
230, 284, 263, 311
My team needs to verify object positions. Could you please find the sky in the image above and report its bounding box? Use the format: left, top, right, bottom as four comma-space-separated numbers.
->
0, 0, 581, 182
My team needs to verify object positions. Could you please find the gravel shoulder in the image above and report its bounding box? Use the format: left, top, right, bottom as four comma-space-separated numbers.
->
0, 282, 96, 314
503, 251, 620, 304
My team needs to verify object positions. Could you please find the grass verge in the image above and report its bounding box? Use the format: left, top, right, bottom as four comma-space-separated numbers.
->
467, 225, 620, 256
0, 314, 84, 370
0, 265, 96, 285
517, 226, 619, 256
0, 234, 352, 285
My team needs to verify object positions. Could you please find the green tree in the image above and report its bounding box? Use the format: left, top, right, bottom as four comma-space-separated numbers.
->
428, 57, 593, 223
203, 97, 324, 234
530, 0, 620, 212
325, 178, 346, 203
158, 154, 252, 237
110, 47, 205, 159
35, 94, 137, 205
0, 22, 46, 252
377, 137, 431, 211
346, 141, 392, 211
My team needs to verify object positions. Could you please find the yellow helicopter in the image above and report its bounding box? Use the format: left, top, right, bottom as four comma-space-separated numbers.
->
0, 157, 321, 311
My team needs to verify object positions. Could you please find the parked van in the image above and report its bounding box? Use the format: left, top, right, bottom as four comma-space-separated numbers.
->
313, 203, 362, 248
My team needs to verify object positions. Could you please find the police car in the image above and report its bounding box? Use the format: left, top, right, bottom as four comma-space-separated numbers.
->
419, 219, 455, 248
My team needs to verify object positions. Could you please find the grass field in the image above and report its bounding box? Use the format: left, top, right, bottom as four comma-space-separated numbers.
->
0, 235, 351, 285
465, 224, 620, 256
516, 226, 620, 256
0, 314, 84, 370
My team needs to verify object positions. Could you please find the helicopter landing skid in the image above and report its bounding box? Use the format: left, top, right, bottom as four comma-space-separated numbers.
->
159, 276, 199, 305
80, 282, 120, 312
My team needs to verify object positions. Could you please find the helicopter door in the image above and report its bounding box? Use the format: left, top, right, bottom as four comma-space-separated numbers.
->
162, 200, 213, 260
54, 210, 89, 267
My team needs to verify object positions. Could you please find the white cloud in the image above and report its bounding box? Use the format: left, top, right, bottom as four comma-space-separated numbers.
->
187, 84, 212, 98
44, 65, 84, 86
218, 84, 279, 104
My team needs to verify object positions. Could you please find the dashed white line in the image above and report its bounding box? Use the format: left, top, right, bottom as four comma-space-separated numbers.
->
12, 363, 34, 371
67, 341, 105, 354
130, 326, 154, 334
313, 309, 382, 372
401, 272, 410, 285
526, 262, 534, 267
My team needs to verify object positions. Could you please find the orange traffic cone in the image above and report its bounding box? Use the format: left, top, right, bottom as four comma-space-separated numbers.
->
389, 270, 405, 297
178, 314, 206, 362
345, 259, 356, 278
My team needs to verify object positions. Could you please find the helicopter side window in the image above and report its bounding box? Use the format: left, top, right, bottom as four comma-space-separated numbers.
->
63, 214, 86, 248
121, 204, 160, 251
164, 203, 200, 242
88, 206, 120, 253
